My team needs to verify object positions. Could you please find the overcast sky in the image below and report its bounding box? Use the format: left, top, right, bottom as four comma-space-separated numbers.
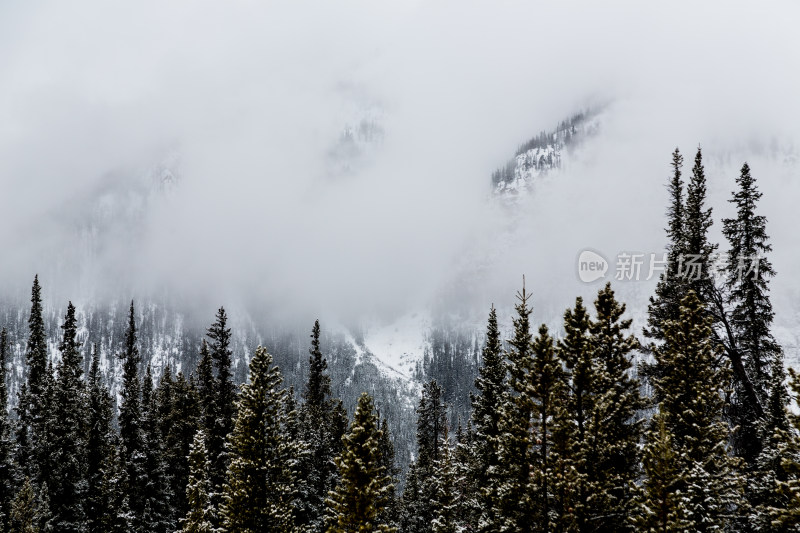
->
1, 1, 799, 326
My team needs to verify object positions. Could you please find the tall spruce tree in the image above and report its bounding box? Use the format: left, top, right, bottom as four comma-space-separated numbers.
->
683, 147, 717, 301
141, 365, 171, 533
221, 346, 296, 532
376, 417, 400, 530
298, 320, 348, 532
118, 301, 147, 531
325, 392, 396, 533
205, 308, 236, 521
9, 477, 39, 533
402, 380, 447, 533
493, 282, 535, 533
654, 291, 743, 532
157, 370, 200, 526
181, 430, 214, 533
555, 296, 594, 532
16, 276, 49, 481
748, 367, 795, 532
529, 324, 564, 533
194, 339, 219, 528
0, 328, 13, 530
399, 465, 426, 533
85, 344, 117, 533
48, 302, 87, 532
770, 368, 800, 529
549, 384, 579, 532
431, 428, 458, 533
722, 162, 783, 463
585, 283, 644, 531
645, 148, 688, 341
469, 305, 506, 532
635, 414, 689, 532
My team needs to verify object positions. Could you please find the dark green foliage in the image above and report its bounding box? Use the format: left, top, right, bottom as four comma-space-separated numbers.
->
554, 296, 594, 531
399, 465, 426, 533
85, 344, 117, 533
468, 305, 506, 531
747, 368, 795, 532
305, 320, 330, 408
196, 340, 215, 447
0, 328, 14, 530
221, 346, 295, 532
401, 380, 447, 533
376, 417, 400, 529
492, 282, 535, 532
297, 320, 349, 532
768, 368, 800, 529
141, 365, 172, 532
48, 302, 87, 532
584, 283, 644, 531
683, 147, 717, 300
654, 291, 743, 531
722, 162, 783, 464
9, 477, 39, 533
325, 392, 396, 533
431, 431, 458, 533
204, 308, 237, 524
157, 370, 200, 525
181, 430, 213, 533
118, 301, 148, 530
528, 324, 563, 532
635, 415, 688, 532
16, 276, 49, 482
645, 148, 687, 341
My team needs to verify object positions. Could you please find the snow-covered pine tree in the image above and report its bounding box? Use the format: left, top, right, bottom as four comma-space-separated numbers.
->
325, 392, 396, 533
48, 302, 88, 532
585, 283, 644, 531
85, 344, 117, 533
376, 417, 400, 529
9, 477, 38, 533
452, 422, 480, 531
769, 368, 800, 530
180, 429, 214, 533
549, 389, 579, 532
635, 414, 689, 532
16, 276, 49, 482
747, 367, 796, 532
401, 380, 447, 533
431, 428, 458, 533
654, 291, 743, 532
554, 296, 593, 531
157, 369, 200, 526
469, 305, 506, 531
221, 346, 295, 532
528, 324, 563, 532
0, 328, 13, 530
683, 147, 717, 301
398, 464, 426, 533
722, 162, 784, 465
140, 365, 171, 533
492, 282, 535, 533
118, 301, 148, 531
297, 320, 348, 532
206, 308, 236, 484
645, 148, 688, 341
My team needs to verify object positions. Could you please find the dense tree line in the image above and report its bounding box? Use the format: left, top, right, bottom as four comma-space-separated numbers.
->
0, 148, 799, 531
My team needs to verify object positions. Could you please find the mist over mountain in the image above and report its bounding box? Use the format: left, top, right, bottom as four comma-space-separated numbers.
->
2, 2, 800, 529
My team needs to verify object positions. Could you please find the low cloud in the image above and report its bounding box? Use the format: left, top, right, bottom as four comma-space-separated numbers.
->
1, 1, 799, 327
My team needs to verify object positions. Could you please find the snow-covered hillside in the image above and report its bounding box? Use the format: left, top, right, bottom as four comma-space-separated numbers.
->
3, 105, 799, 474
